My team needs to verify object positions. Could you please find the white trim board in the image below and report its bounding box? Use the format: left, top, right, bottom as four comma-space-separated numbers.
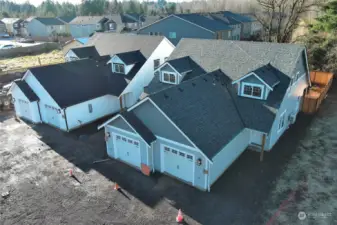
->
161, 71, 178, 84
241, 82, 265, 100
232, 72, 275, 90
154, 61, 181, 76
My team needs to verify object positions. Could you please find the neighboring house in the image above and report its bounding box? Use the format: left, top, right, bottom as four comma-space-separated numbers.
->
222, 11, 254, 39
9, 57, 128, 131
207, 13, 242, 40
86, 33, 175, 108
62, 38, 87, 55
26, 17, 67, 38
69, 16, 121, 38
99, 38, 310, 191
0, 20, 6, 34
121, 13, 145, 30
20, 17, 35, 37
137, 14, 232, 45
1, 18, 23, 36
241, 13, 263, 36
57, 16, 76, 34
64, 46, 101, 62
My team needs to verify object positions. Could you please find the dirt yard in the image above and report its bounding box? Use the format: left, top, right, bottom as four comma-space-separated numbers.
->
0, 82, 337, 225
0, 50, 64, 73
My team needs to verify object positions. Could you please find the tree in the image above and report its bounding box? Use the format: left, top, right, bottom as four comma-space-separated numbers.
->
166, 3, 176, 14
255, 0, 323, 43
310, 0, 337, 33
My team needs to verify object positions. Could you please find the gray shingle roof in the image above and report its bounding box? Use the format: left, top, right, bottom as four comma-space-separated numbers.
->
29, 58, 127, 108
57, 16, 76, 23
150, 70, 244, 159
70, 46, 100, 59
121, 111, 156, 145
70, 16, 106, 25
222, 11, 252, 23
35, 17, 65, 26
86, 33, 166, 59
170, 39, 305, 81
14, 80, 39, 102
175, 14, 232, 32
208, 13, 241, 25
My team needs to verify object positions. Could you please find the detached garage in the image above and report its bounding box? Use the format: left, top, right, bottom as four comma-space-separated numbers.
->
9, 80, 41, 123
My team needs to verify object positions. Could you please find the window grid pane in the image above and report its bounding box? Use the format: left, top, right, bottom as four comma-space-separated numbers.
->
252, 87, 262, 97
243, 85, 252, 95
169, 74, 175, 83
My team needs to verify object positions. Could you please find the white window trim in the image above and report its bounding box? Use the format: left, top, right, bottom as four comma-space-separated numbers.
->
161, 71, 177, 84
169, 31, 176, 39
113, 63, 125, 74
278, 110, 286, 133
241, 82, 265, 100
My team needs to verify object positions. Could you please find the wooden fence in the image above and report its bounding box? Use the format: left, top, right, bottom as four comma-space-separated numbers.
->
302, 71, 334, 114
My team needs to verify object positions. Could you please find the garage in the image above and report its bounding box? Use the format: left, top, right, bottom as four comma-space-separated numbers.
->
161, 145, 194, 184
44, 104, 61, 128
114, 134, 141, 169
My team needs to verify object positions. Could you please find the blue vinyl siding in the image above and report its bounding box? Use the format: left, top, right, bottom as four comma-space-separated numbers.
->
138, 16, 215, 45
26, 19, 48, 37
241, 74, 264, 85
70, 24, 97, 38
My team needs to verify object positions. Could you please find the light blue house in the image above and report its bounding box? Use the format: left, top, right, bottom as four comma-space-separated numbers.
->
25, 17, 67, 38
137, 14, 232, 45
99, 38, 310, 191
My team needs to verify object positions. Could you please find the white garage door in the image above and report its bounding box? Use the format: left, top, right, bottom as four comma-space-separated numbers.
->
44, 105, 60, 128
17, 99, 32, 121
162, 145, 194, 184
115, 134, 141, 168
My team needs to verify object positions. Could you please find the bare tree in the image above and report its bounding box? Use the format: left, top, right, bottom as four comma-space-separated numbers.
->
255, 0, 322, 43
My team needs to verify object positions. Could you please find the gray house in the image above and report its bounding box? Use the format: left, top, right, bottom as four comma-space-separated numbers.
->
137, 14, 232, 45
0, 20, 6, 35
222, 11, 254, 39
25, 17, 67, 38
1, 18, 23, 36
99, 39, 310, 191
207, 13, 242, 40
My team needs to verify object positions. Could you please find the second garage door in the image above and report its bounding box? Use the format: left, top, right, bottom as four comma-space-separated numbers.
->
17, 99, 32, 121
115, 134, 141, 169
162, 145, 194, 184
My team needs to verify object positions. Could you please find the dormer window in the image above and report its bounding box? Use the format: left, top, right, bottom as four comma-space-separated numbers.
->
114, 63, 125, 74
241, 83, 264, 99
162, 71, 176, 84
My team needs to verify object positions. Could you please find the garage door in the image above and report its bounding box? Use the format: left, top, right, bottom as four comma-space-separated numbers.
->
44, 105, 60, 128
115, 134, 141, 168
162, 145, 194, 184
17, 99, 32, 121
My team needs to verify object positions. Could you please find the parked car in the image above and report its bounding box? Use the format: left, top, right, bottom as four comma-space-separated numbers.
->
0, 44, 17, 49
17, 38, 35, 43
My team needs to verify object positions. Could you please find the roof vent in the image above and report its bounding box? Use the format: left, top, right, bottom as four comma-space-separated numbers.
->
203, 78, 207, 82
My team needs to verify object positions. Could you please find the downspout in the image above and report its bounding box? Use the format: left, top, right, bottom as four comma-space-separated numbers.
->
36, 100, 42, 123
151, 141, 155, 173
207, 159, 211, 192
63, 108, 69, 132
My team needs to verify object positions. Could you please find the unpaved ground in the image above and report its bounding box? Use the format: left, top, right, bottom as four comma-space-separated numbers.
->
0, 50, 64, 73
0, 83, 337, 225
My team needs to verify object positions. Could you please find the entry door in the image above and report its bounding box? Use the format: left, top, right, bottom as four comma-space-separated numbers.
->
18, 99, 32, 120
162, 145, 194, 184
115, 134, 141, 168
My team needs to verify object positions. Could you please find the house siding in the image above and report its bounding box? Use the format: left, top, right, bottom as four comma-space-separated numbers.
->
65, 94, 119, 131
209, 128, 250, 186
230, 24, 241, 40
109, 116, 135, 133
121, 39, 174, 108
266, 52, 309, 150
70, 24, 97, 38
132, 100, 194, 147
241, 22, 252, 39
26, 19, 48, 37
110, 55, 134, 75
138, 16, 215, 45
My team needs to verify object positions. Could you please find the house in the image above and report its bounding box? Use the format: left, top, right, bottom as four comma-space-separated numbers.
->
221, 11, 254, 39
241, 13, 263, 37
26, 17, 67, 38
121, 13, 145, 30
20, 17, 35, 37
207, 13, 242, 40
64, 46, 101, 62
0, 20, 6, 35
1, 18, 23, 36
86, 33, 175, 108
9, 34, 174, 131
99, 39, 310, 191
57, 16, 76, 34
62, 38, 87, 55
137, 14, 232, 45
69, 15, 122, 38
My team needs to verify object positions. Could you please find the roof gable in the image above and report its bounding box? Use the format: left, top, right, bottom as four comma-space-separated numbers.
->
13, 80, 39, 102
115, 50, 146, 65
35, 17, 64, 26
70, 46, 100, 59
175, 14, 232, 32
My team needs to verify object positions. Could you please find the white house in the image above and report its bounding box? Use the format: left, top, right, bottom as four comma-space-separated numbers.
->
98, 39, 310, 191
9, 34, 174, 131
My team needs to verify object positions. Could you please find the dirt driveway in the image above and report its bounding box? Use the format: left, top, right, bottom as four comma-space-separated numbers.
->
0, 83, 337, 225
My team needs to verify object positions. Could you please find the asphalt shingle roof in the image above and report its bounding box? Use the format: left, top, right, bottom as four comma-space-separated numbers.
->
121, 13, 145, 23
58, 16, 76, 23
70, 46, 100, 59
175, 14, 232, 32
86, 33, 166, 59
14, 80, 39, 102
150, 70, 244, 159
170, 39, 306, 80
208, 13, 241, 25
121, 111, 156, 145
70, 16, 106, 25
116, 50, 146, 65
29, 58, 127, 108
35, 17, 65, 26
251, 64, 280, 88
222, 11, 252, 23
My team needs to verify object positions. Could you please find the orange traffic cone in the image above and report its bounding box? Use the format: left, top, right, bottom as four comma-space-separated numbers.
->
114, 183, 120, 190
176, 209, 184, 223
69, 169, 73, 177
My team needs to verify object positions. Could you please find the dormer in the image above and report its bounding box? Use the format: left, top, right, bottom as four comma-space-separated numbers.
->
108, 50, 146, 78
232, 64, 280, 100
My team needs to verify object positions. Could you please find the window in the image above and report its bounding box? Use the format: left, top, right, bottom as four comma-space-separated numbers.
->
179, 152, 185, 157
278, 111, 286, 131
169, 32, 176, 39
149, 32, 153, 35
113, 63, 125, 74
134, 141, 139, 147
187, 155, 193, 160
164, 146, 170, 152
88, 104, 93, 113
128, 139, 133, 143
117, 135, 121, 140
154, 59, 160, 69
162, 72, 176, 84
122, 137, 127, 142
242, 83, 264, 99
171, 150, 178, 154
